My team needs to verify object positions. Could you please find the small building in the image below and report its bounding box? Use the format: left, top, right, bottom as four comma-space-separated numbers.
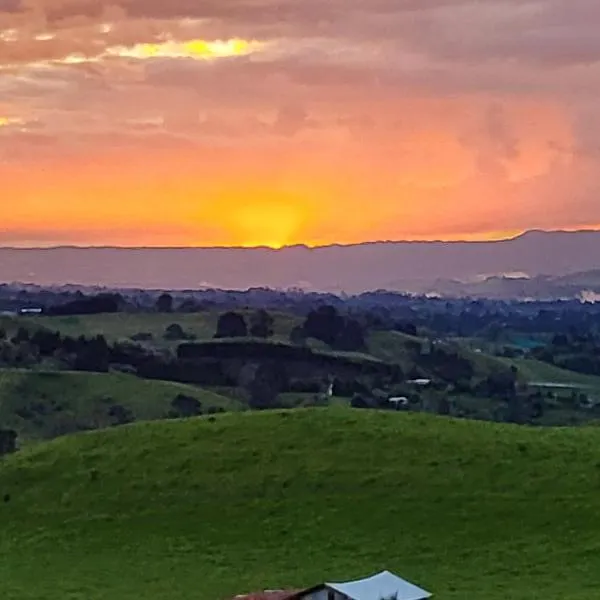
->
406, 379, 431, 387
290, 570, 431, 600
19, 307, 43, 315
388, 397, 409, 410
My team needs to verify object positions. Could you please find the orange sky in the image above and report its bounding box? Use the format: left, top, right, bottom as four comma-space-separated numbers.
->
2, 0, 600, 247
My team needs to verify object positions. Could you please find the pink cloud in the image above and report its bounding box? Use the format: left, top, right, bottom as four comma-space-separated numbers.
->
2, 0, 600, 243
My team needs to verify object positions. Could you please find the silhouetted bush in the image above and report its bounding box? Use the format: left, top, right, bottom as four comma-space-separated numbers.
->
164, 324, 195, 341
107, 404, 135, 426
249, 309, 275, 338
215, 312, 248, 338
156, 293, 174, 313
168, 394, 203, 418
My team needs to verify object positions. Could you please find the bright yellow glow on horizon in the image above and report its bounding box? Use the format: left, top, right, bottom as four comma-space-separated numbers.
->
223, 201, 306, 249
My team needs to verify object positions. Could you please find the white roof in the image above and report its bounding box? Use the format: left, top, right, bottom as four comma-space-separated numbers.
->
325, 570, 431, 600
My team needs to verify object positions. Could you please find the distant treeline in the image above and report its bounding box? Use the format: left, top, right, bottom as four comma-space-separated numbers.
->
5, 286, 600, 339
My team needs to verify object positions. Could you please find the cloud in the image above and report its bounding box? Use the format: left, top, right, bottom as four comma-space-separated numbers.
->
3, 0, 600, 245
0, 116, 25, 127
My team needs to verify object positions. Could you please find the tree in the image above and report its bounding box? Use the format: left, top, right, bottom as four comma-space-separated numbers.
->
47, 293, 122, 315
0, 429, 17, 456
11, 326, 30, 345
303, 305, 343, 346
164, 323, 188, 341
302, 305, 367, 351
247, 363, 285, 409
214, 312, 248, 338
73, 335, 110, 372
332, 318, 366, 352
107, 404, 134, 426
168, 394, 203, 418
437, 396, 451, 416
156, 293, 174, 313
31, 328, 62, 356
249, 309, 275, 338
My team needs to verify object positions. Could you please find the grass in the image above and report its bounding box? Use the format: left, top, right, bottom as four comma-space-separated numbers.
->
1, 408, 600, 600
500, 358, 600, 387
369, 330, 516, 377
0, 369, 239, 440
371, 330, 600, 393
367, 330, 422, 368
1, 310, 301, 346
6, 311, 600, 404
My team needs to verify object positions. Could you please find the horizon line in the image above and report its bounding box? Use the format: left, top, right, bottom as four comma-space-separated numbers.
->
1, 227, 599, 251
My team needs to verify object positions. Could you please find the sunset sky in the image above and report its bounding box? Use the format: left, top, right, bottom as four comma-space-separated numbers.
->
1, 0, 600, 247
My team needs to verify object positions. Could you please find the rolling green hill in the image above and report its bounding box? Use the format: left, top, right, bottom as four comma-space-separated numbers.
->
1, 310, 300, 345
7, 311, 597, 387
500, 357, 600, 387
0, 369, 239, 440
371, 330, 600, 391
1, 409, 599, 600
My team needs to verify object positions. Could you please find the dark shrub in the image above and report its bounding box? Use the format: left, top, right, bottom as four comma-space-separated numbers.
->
215, 312, 248, 338
169, 394, 203, 418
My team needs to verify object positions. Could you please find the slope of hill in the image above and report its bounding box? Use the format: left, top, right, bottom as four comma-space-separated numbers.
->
2, 230, 600, 292
1, 409, 599, 600
0, 369, 239, 439
1, 310, 301, 345
499, 358, 600, 388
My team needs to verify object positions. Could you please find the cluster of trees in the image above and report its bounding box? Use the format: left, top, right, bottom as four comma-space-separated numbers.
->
212, 305, 367, 352
8, 389, 227, 440
0, 326, 111, 372
288, 305, 366, 352
357, 296, 600, 339
214, 309, 275, 339
416, 346, 474, 383
45, 293, 124, 316
8, 285, 600, 339
0, 315, 389, 414
532, 331, 600, 376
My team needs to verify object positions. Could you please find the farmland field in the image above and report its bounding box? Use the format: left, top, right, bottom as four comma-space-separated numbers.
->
1, 311, 301, 345
0, 369, 239, 440
1, 408, 599, 600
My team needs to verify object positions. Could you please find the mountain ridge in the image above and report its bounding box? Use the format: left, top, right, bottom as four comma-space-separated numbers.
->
2, 229, 600, 294
2, 228, 599, 251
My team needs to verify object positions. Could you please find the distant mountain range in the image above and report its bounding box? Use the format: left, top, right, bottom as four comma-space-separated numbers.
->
2, 230, 600, 297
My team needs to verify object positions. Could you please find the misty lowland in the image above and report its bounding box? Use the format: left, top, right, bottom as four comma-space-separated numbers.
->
2, 259, 600, 600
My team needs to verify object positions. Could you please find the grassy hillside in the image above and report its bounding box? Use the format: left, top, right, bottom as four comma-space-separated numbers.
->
8, 312, 595, 386
1, 409, 600, 600
500, 357, 600, 386
371, 330, 600, 390
2, 310, 300, 345
0, 369, 239, 439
